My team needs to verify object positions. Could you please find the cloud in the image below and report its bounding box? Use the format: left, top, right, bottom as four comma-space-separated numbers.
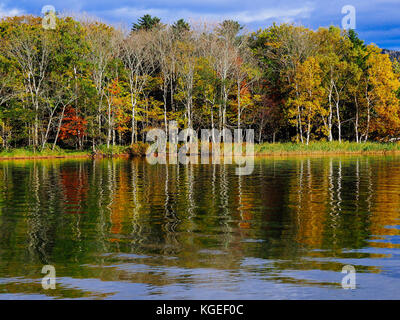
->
0, 3, 24, 18
2, 0, 400, 49
107, 7, 168, 20
101, 3, 314, 25
224, 6, 314, 23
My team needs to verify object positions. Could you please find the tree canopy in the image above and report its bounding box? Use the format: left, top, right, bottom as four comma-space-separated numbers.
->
0, 13, 399, 151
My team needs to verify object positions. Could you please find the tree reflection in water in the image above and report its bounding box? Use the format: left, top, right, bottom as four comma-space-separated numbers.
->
0, 156, 399, 299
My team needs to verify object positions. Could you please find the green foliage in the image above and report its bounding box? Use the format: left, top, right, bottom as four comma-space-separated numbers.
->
127, 142, 148, 157
0, 146, 89, 157
0, 14, 399, 157
132, 14, 161, 32
172, 19, 190, 34
95, 144, 129, 156
256, 141, 400, 154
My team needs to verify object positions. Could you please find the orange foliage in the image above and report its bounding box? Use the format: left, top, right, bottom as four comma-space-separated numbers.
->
59, 106, 87, 141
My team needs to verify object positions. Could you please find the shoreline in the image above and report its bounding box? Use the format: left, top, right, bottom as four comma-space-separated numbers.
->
0, 153, 132, 161
1, 142, 400, 160
254, 150, 400, 156
1, 150, 400, 160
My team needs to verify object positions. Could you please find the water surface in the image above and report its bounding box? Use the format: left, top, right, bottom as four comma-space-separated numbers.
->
0, 156, 399, 299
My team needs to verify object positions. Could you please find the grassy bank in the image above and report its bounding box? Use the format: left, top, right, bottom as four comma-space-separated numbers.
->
0, 148, 90, 159
255, 141, 400, 155
1, 141, 400, 160
0, 144, 140, 160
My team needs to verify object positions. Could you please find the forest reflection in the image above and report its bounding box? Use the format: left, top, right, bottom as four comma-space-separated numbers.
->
0, 156, 399, 298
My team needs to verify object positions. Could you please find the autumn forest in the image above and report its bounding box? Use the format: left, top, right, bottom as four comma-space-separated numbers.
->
0, 14, 400, 152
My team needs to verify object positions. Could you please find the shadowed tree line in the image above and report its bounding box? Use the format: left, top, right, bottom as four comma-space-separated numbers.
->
0, 14, 400, 152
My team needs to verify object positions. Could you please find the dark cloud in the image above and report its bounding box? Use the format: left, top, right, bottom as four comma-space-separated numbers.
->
1, 0, 399, 49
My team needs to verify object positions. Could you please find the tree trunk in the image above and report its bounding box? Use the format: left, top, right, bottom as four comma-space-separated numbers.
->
336, 101, 341, 143
163, 85, 168, 133
237, 79, 241, 129
328, 86, 333, 141
355, 95, 359, 143
42, 109, 56, 150
297, 106, 304, 144
365, 104, 370, 143
131, 94, 137, 145
306, 115, 311, 145
107, 102, 111, 149
52, 105, 66, 150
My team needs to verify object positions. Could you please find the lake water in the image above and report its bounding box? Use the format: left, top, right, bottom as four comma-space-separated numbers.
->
0, 156, 400, 299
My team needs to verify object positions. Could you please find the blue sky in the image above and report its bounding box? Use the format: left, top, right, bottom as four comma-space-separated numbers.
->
1, 0, 399, 50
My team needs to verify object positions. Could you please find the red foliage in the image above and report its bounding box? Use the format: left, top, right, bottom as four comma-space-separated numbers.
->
60, 167, 88, 214
59, 106, 87, 141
